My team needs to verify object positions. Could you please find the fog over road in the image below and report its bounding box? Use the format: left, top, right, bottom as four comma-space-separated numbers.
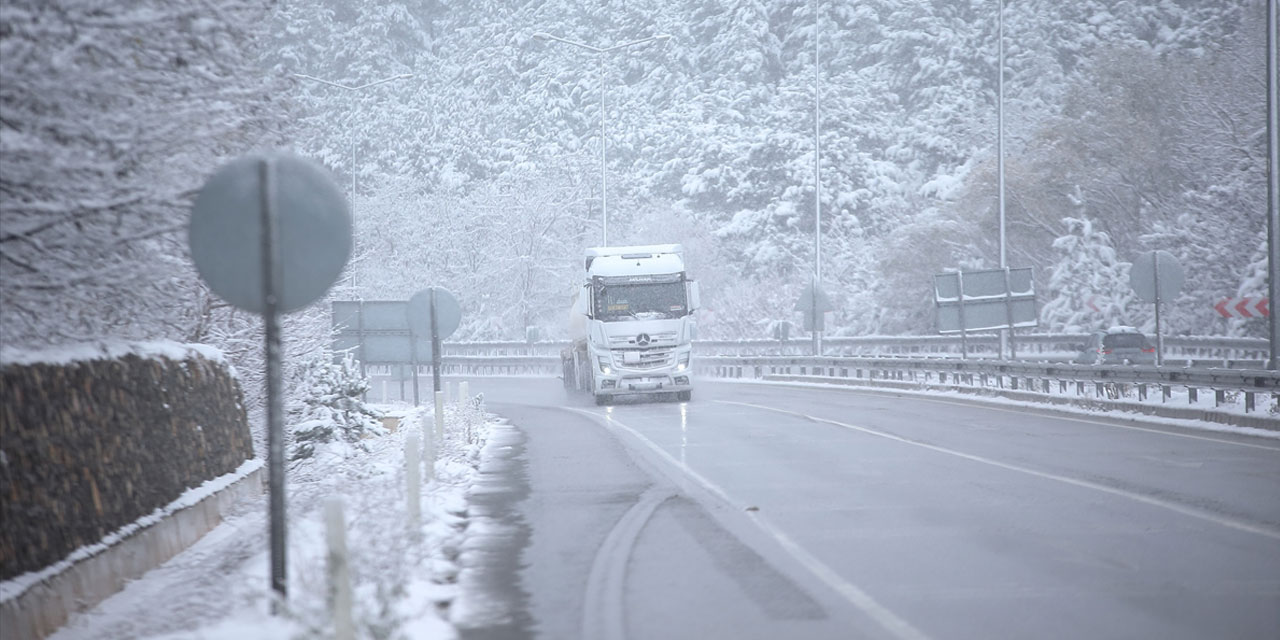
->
456, 378, 1280, 640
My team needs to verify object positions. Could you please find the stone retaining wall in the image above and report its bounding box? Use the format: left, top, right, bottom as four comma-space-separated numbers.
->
0, 343, 254, 580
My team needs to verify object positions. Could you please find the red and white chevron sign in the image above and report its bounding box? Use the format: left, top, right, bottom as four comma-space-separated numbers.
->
1213, 297, 1270, 319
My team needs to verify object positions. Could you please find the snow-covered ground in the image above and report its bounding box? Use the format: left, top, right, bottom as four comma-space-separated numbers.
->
45, 398, 494, 640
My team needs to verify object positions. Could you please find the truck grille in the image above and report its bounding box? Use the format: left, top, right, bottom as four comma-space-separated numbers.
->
615, 348, 672, 370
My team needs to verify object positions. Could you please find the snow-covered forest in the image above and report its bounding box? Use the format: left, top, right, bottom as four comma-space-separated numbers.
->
1, 0, 1273, 360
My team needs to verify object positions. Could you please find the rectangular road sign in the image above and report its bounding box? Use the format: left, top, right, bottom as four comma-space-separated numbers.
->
333, 301, 440, 364
934, 268, 1037, 334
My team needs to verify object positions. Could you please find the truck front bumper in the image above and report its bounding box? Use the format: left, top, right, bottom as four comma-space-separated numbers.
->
594, 368, 691, 397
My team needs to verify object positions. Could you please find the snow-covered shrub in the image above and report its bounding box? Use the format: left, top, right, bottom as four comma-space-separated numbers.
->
290, 354, 385, 461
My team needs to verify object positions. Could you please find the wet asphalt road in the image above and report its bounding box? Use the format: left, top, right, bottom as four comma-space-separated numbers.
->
455, 377, 1280, 640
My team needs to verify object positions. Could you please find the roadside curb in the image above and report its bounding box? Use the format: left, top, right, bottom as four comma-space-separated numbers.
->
0, 463, 264, 640
759, 375, 1280, 433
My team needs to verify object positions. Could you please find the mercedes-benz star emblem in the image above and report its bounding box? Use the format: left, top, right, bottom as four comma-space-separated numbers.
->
635, 333, 651, 346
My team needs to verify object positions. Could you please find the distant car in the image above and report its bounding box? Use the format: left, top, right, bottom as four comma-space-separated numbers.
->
1073, 327, 1156, 365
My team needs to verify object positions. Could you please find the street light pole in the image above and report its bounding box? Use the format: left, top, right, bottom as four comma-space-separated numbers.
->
291, 72, 415, 217
813, 0, 823, 357
292, 72, 413, 297
1267, 0, 1278, 369
997, 0, 1011, 360
532, 32, 672, 246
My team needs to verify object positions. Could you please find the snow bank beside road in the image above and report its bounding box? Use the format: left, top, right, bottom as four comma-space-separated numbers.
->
50, 397, 493, 640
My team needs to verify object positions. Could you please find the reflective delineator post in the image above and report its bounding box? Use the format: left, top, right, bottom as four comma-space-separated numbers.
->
325, 498, 354, 640
423, 421, 436, 482
405, 431, 421, 530
434, 390, 445, 443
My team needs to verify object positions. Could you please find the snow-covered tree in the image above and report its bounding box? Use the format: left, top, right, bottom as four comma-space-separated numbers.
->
290, 353, 385, 461
0, 1, 294, 346
1040, 215, 1134, 332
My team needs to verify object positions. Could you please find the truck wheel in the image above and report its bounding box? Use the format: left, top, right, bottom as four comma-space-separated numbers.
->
677, 391, 692, 402
594, 394, 610, 406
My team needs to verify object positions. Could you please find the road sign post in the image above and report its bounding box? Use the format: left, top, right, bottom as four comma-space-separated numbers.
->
406, 287, 462, 408
795, 279, 832, 356
409, 325, 420, 407
257, 159, 286, 605
430, 288, 443, 395
1129, 250, 1184, 367
934, 267, 1037, 360
189, 152, 350, 608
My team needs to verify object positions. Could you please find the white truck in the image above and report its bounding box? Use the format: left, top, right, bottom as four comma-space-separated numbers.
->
562, 244, 700, 405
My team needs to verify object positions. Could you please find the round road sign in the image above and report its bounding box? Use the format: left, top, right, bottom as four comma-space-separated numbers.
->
1129, 250, 1184, 303
407, 287, 462, 340
189, 153, 350, 314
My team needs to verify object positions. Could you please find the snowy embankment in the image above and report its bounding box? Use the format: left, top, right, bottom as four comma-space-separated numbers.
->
48, 398, 494, 640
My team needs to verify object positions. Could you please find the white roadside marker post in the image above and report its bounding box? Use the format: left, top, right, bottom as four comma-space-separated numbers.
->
434, 390, 445, 442
405, 431, 421, 531
325, 498, 354, 640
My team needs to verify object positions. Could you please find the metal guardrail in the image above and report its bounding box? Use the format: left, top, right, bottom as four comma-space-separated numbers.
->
695, 355, 1280, 414
365, 351, 1278, 418
432, 335, 1269, 360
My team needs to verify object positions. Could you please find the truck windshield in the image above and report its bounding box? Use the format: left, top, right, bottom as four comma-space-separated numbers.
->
595, 282, 687, 321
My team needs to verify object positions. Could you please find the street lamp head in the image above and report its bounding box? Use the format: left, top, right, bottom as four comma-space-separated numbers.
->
532, 32, 552, 40
654, 34, 673, 41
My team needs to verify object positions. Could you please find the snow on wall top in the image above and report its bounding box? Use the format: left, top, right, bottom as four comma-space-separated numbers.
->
0, 339, 228, 369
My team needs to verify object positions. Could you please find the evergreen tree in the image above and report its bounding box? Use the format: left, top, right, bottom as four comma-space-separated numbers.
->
1040, 215, 1134, 332
291, 354, 386, 461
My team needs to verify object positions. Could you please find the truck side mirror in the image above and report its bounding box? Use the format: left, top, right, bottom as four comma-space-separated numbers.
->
687, 280, 701, 312
572, 285, 591, 318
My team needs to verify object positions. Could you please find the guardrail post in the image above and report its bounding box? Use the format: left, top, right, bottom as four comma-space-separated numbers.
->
1214, 389, 1225, 407
1188, 387, 1198, 404
1244, 392, 1255, 413
1138, 384, 1147, 401
1161, 385, 1170, 402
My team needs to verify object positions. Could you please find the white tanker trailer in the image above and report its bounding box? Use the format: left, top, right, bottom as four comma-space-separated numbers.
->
562, 244, 700, 405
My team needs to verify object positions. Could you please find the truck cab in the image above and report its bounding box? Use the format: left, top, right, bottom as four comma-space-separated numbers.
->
564, 244, 700, 404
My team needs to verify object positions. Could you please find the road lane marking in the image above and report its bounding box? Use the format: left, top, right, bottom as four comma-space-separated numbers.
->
582, 487, 674, 640
740, 379, 1280, 451
722, 400, 1280, 541
567, 406, 932, 640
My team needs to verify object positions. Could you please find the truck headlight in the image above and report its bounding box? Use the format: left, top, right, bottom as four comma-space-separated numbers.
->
676, 352, 690, 371
597, 356, 612, 375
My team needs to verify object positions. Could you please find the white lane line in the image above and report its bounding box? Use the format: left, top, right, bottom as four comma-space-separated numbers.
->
722, 400, 1280, 541
746, 379, 1280, 451
582, 487, 673, 640
567, 406, 931, 640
